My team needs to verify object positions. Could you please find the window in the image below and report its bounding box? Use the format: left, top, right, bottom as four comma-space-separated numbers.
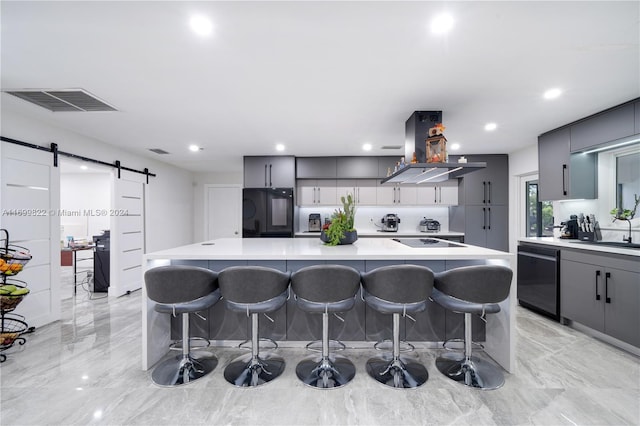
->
526, 180, 554, 237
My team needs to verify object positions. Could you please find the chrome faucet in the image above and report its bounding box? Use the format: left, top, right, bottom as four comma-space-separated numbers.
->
622, 219, 632, 244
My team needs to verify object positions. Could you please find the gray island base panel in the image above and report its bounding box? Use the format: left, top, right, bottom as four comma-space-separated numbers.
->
142, 238, 515, 373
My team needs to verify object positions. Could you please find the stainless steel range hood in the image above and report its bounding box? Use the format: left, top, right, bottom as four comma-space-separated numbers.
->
381, 110, 486, 184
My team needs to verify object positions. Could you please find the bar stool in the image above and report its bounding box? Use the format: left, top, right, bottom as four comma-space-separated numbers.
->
360, 264, 434, 389
431, 265, 512, 390
144, 265, 220, 387
218, 265, 290, 387
290, 264, 361, 389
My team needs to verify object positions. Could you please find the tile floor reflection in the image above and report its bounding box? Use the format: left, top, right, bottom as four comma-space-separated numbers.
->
1, 284, 638, 425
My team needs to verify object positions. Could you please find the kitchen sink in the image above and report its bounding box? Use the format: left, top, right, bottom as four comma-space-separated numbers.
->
571, 240, 640, 249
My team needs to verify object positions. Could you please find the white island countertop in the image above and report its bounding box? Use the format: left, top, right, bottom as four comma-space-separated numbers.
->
146, 237, 511, 261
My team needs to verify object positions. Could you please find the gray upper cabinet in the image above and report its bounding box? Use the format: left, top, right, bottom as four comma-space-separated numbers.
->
635, 100, 640, 133
336, 157, 379, 178
570, 102, 636, 152
378, 156, 401, 179
244, 156, 295, 188
538, 128, 597, 201
295, 157, 337, 179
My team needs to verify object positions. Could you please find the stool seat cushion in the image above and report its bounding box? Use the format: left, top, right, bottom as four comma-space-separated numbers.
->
291, 265, 361, 303
224, 290, 288, 314
154, 289, 221, 315
360, 264, 434, 304
295, 295, 356, 314
218, 266, 290, 304
431, 288, 500, 316
434, 265, 512, 304
363, 289, 428, 315
145, 265, 219, 304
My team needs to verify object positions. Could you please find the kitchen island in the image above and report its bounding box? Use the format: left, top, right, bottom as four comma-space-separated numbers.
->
143, 238, 515, 372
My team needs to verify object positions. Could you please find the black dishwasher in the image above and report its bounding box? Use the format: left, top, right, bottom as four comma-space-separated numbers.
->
517, 244, 560, 320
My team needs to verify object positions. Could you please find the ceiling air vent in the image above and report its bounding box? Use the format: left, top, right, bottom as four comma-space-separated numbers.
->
3, 89, 117, 112
381, 145, 403, 150
149, 148, 170, 155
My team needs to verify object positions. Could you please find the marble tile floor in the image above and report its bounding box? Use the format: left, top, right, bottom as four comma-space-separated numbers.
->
1, 290, 638, 426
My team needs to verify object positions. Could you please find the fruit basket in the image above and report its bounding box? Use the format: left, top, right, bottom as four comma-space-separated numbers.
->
0, 279, 30, 312
0, 315, 29, 362
0, 245, 32, 276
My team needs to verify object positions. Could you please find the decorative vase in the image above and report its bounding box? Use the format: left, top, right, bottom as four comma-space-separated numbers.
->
320, 230, 358, 245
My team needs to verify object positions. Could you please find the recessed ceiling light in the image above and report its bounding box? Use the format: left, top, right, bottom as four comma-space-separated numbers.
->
430, 13, 454, 34
80, 165, 88, 170
189, 144, 201, 152
450, 143, 461, 151
362, 143, 372, 151
484, 123, 497, 131
275, 143, 285, 152
190, 14, 213, 37
543, 88, 562, 100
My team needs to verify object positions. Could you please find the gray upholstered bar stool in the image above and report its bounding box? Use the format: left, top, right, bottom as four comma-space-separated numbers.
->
218, 265, 291, 387
290, 264, 361, 389
144, 265, 220, 387
431, 265, 513, 390
360, 264, 434, 389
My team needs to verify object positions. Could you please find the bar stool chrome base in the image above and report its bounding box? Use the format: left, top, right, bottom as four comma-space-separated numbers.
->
366, 355, 428, 389
436, 352, 505, 390
151, 354, 217, 387
296, 354, 355, 389
224, 353, 285, 387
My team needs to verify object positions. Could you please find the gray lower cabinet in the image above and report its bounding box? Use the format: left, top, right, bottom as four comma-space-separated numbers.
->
561, 250, 640, 347
450, 205, 508, 252
244, 156, 295, 188
538, 128, 597, 201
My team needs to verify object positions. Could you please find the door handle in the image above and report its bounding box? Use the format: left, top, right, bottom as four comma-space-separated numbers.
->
483, 181, 486, 204
393, 187, 396, 204
356, 187, 359, 203
482, 207, 486, 230
317, 187, 321, 204
434, 187, 438, 204
439, 186, 442, 203
487, 181, 492, 204
264, 164, 268, 187
269, 164, 273, 187
562, 164, 568, 196
605, 272, 611, 303
313, 187, 316, 204
487, 207, 491, 230
397, 187, 401, 203
595, 270, 601, 300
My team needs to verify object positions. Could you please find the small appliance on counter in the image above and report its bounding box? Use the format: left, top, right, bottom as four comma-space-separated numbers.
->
381, 214, 400, 232
419, 218, 440, 233
559, 215, 580, 239
308, 213, 322, 232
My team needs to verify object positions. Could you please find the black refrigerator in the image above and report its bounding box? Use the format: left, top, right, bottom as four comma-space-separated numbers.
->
242, 188, 294, 238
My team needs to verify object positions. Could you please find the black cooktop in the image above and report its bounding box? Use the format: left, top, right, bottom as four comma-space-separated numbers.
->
393, 238, 464, 248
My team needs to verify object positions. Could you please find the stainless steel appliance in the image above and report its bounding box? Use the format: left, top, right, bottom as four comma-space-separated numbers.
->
242, 188, 294, 238
381, 214, 400, 232
393, 238, 463, 248
308, 214, 321, 232
517, 244, 560, 320
559, 215, 579, 239
419, 218, 440, 232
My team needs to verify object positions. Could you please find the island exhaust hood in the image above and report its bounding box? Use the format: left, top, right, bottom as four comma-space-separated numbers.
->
381, 111, 486, 184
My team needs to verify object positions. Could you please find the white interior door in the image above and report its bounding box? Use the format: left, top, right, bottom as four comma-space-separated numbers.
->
205, 185, 241, 240
0, 142, 60, 327
110, 172, 145, 297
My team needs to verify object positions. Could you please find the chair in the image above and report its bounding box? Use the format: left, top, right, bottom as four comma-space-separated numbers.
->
144, 265, 220, 387
431, 265, 513, 390
218, 265, 291, 387
360, 264, 434, 388
290, 264, 361, 389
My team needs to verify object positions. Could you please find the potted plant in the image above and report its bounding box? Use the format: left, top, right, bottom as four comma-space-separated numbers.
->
321, 193, 357, 246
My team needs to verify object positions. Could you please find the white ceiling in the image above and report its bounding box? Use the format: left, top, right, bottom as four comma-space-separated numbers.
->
2, 1, 639, 174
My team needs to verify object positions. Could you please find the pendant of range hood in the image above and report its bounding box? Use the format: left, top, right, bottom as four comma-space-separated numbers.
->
380, 110, 486, 184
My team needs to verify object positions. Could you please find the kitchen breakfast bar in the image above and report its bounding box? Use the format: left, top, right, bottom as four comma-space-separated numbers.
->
142, 238, 515, 373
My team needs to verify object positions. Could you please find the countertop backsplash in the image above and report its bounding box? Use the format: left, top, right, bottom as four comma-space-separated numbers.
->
296, 206, 450, 234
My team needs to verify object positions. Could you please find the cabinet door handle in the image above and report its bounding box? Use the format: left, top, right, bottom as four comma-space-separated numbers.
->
487, 207, 491, 230
483, 181, 487, 204
595, 270, 601, 300
317, 187, 320, 204
605, 272, 611, 303
439, 186, 442, 203
487, 181, 492, 204
434, 187, 438, 204
269, 164, 273, 187
264, 164, 268, 187
482, 207, 486, 229
397, 187, 401, 203
357, 187, 360, 203
562, 164, 568, 196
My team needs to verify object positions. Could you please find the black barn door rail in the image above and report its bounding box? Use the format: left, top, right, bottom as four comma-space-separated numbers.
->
1, 136, 156, 183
